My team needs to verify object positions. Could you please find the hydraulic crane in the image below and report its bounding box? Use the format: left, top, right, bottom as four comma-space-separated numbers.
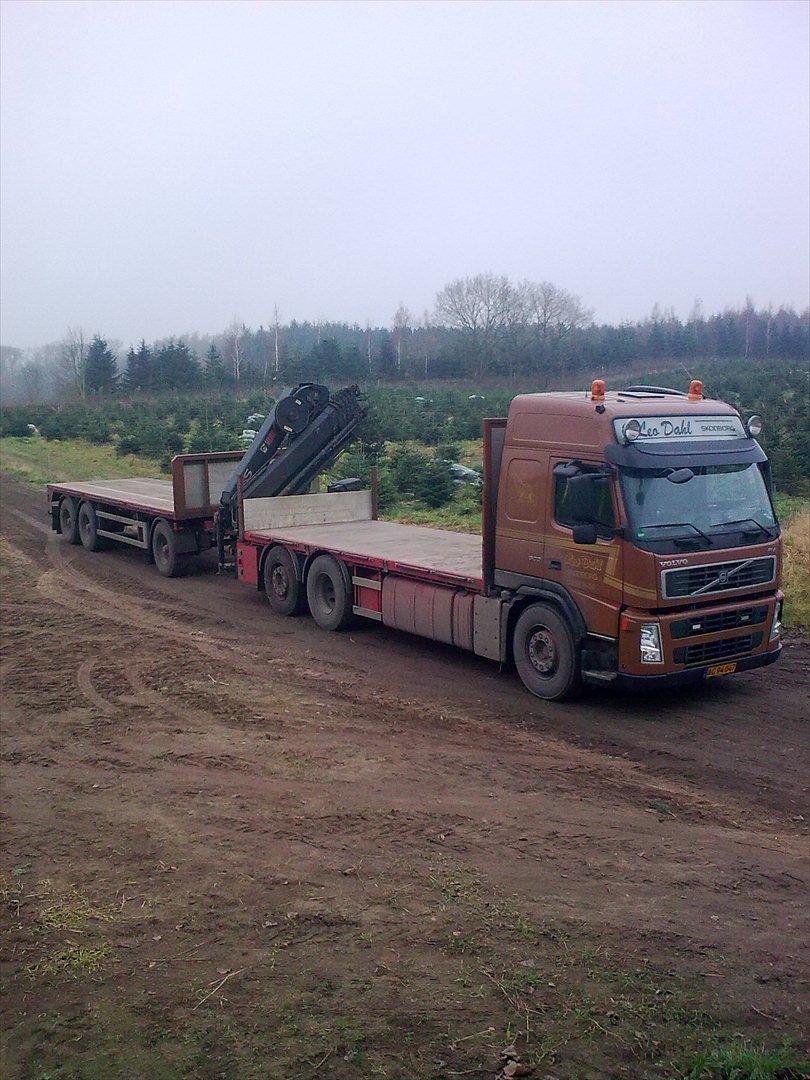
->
215, 383, 366, 569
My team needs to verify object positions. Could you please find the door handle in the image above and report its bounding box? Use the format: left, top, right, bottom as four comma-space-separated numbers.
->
549, 559, 562, 571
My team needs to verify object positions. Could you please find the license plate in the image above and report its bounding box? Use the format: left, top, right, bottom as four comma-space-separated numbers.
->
706, 662, 737, 677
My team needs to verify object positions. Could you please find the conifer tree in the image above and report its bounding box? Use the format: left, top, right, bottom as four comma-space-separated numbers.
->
84, 335, 118, 394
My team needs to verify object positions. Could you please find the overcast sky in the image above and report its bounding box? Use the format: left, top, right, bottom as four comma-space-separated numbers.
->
1, 0, 808, 349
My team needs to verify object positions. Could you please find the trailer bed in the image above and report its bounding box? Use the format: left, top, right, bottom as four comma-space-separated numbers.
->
48, 452, 244, 525
49, 478, 176, 516
246, 519, 484, 589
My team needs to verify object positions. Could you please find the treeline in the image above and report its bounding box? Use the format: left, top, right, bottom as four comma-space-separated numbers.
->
1, 277, 808, 403
1, 357, 807, 494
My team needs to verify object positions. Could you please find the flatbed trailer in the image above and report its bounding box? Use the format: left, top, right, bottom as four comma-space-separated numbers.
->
47, 451, 243, 576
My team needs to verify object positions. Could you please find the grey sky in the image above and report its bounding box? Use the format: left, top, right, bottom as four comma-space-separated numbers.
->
1, 0, 808, 349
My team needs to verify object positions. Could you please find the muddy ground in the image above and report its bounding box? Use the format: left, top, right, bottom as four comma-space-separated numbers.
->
0, 474, 808, 1079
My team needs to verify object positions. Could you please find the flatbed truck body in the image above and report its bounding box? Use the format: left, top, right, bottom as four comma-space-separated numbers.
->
47, 380, 784, 700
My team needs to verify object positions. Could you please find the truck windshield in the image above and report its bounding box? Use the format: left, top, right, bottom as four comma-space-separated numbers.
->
620, 463, 777, 549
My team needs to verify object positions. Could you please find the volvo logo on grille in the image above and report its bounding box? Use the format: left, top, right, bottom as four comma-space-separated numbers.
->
717, 572, 729, 584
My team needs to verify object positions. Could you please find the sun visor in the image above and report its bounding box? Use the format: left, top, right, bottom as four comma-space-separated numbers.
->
605, 438, 767, 470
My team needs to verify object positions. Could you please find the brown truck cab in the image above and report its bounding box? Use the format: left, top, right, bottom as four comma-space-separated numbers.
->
487, 379, 782, 697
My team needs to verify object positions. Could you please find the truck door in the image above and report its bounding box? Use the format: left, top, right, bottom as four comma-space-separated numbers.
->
493, 451, 546, 578
543, 458, 623, 638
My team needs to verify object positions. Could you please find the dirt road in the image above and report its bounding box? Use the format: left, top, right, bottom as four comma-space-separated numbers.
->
1, 474, 808, 1079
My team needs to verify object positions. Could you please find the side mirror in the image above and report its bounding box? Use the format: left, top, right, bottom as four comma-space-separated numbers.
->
566, 472, 608, 521
666, 468, 694, 484
572, 523, 598, 545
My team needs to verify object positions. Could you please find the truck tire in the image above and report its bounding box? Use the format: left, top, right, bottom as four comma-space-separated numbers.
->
512, 603, 581, 701
59, 497, 81, 544
77, 501, 103, 552
152, 520, 184, 578
263, 546, 305, 616
306, 554, 354, 631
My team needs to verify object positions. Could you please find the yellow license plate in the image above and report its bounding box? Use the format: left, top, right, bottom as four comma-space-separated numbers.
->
706, 662, 737, 677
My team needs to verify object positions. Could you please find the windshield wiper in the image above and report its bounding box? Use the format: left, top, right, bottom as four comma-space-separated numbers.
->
637, 522, 713, 546
709, 517, 776, 539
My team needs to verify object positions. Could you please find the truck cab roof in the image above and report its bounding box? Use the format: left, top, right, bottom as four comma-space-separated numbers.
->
505, 388, 751, 462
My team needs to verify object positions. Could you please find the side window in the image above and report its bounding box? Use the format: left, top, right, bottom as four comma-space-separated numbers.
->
504, 458, 542, 524
554, 464, 616, 537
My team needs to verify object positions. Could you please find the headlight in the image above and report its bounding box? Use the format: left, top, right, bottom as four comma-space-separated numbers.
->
640, 622, 663, 663
770, 599, 783, 641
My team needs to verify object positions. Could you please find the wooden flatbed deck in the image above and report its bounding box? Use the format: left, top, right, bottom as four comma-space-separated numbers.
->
49, 478, 177, 516
245, 519, 483, 588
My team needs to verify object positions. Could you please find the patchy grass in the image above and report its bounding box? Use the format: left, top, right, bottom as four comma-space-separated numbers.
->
36, 881, 115, 933
385, 492, 482, 533
774, 492, 809, 523
422, 863, 798, 1077
0, 435, 165, 486
678, 1039, 810, 1079
781, 510, 809, 629
31, 942, 112, 979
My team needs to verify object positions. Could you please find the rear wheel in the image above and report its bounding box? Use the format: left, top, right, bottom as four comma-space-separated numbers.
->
263, 546, 305, 615
59, 497, 80, 544
152, 520, 184, 577
512, 603, 581, 701
77, 501, 103, 552
306, 554, 354, 631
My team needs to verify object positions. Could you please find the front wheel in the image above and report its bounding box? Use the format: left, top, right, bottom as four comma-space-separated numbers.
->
152, 520, 185, 577
512, 603, 581, 701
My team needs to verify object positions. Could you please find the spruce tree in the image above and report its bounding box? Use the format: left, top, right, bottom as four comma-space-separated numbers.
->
84, 335, 118, 394
205, 344, 227, 387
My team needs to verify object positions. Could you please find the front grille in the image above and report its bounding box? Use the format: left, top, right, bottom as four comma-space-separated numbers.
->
670, 605, 768, 640
662, 557, 775, 599
673, 632, 763, 666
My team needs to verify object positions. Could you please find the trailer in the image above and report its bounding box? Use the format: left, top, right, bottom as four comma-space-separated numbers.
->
48, 379, 784, 700
47, 451, 243, 576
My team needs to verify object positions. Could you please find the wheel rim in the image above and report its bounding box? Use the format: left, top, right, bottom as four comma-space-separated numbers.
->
271, 563, 290, 600
527, 626, 558, 678
61, 505, 74, 531
79, 509, 90, 540
155, 533, 169, 566
318, 574, 336, 613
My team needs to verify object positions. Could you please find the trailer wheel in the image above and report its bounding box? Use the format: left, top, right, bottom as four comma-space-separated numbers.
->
77, 501, 104, 552
59, 497, 81, 544
263, 546, 305, 616
152, 520, 184, 577
306, 554, 354, 631
512, 603, 581, 701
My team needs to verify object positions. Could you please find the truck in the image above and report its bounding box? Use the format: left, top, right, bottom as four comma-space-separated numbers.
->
47, 378, 783, 700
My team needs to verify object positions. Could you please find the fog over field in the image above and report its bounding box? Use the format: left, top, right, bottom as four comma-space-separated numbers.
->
1, 0, 808, 348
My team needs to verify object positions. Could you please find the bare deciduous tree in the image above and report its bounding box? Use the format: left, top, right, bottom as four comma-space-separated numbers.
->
365, 321, 373, 373
392, 303, 412, 374
434, 273, 516, 376
516, 281, 592, 375
273, 304, 280, 377
59, 327, 89, 399
420, 309, 436, 378
225, 320, 246, 385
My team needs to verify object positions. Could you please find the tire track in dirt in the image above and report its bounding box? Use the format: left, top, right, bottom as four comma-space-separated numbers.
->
4, 479, 808, 845
1, 525, 804, 845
